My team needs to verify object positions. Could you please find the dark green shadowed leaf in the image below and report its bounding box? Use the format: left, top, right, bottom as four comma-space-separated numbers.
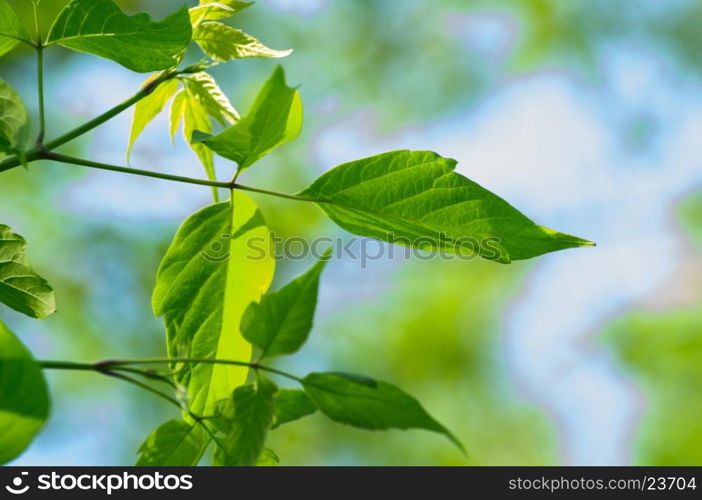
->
242, 250, 331, 359
190, 1, 254, 26
213, 377, 276, 466
0, 225, 55, 319
256, 448, 279, 466
302, 372, 464, 452
193, 22, 291, 62
0, 0, 31, 58
272, 389, 316, 429
46, 0, 192, 73
194, 66, 302, 172
152, 194, 275, 415
0, 319, 50, 464
0, 79, 27, 154
127, 76, 180, 161
298, 150, 594, 263
136, 419, 209, 466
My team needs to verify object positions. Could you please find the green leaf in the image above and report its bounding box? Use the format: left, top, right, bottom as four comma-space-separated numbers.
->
190, 1, 254, 26
302, 372, 464, 452
256, 447, 279, 466
182, 72, 239, 126
0, 319, 50, 464
193, 22, 291, 62
298, 150, 594, 263
127, 76, 180, 161
194, 66, 302, 171
272, 389, 316, 429
169, 89, 187, 143
46, 0, 192, 73
0, 78, 27, 154
213, 377, 276, 466
136, 419, 209, 466
0, 224, 55, 319
242, 250, 330, 359
0, 0, 31, 58
152, 193, 275, 415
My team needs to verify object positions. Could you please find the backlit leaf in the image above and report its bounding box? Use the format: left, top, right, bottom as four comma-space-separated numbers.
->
46, 0, 192, 73
0, 224, 55, 319
0, 319, 50, 464
182, 72, 239, 126
0, 78, 27, 154
194, 66, 302, 172
242, 250, 330, 359
0, 0, 31, 58
298, 150, 594, 263
127, 76, 180, 161
193, 21, 291, 62
152, 193, 275, 415
136, 419, 209, 466
190, 1, 254, 26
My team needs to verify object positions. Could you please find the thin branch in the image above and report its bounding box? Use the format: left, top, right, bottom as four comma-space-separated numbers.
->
40, 151, 233, 189
41, 357, 303, 383
35, 45, 46, 144
38, 151, 320, 203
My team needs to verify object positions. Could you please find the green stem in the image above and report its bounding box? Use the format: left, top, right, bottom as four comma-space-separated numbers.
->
38, 151, 319, 203
36, 44, 46, 144
231, 182, 317, 203
40, 357, 302, 383
40, 151, 233, 189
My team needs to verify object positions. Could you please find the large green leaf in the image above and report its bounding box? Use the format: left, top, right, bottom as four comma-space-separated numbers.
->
302, 372, 463, 451
213, 377, 276, 466
0, 225, 55, 319
0, 78, 27, 154
190, 1, 254, 26
272, 389, 316, 429
242, 250, 330, 359
0, 319, 50, 464
152, 193, 275, 415
46, 0, 192, 73
194, 66, 302, 171
127, 76, 180, 161
193, 21, 291, 62
136, 419, 209, 466
0, 0, 30, 58
298, 150, 594, 263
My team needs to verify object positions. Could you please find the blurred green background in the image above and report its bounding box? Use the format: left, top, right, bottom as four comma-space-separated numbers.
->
1, 0, 701, 465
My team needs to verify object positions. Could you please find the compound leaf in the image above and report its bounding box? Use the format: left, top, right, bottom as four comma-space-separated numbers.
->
193, 21, 291, 62
302, 372, 463, 452
0, 225, 55, 319
127, 76, 180, 161
242, 250, 330, 359
0, 319, 50, 464
298, 150, 594, 263
194, 66, 302, 172
152, 193, 275, 415
190, 1, 254, 26
46, 0, 192, 73
182, 72, 239, 126
136, 419, 209, 466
